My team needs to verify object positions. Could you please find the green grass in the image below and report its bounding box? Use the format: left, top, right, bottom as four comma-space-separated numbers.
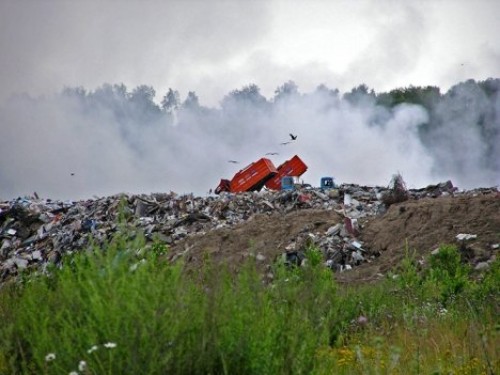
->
0, 230, 498, 374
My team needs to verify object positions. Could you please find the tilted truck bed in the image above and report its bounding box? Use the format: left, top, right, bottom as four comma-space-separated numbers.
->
265, 155, 308, 190
230, 158, 277, 192
215, 158, 278, 194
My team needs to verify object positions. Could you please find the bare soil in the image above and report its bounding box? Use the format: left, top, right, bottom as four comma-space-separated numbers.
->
170, 209, 344, 273
171, 192, 500, 283
339, 192, 500, 283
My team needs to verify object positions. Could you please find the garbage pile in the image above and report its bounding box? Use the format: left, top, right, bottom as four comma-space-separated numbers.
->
275, 181, 468, 272
0, 181, 496, 284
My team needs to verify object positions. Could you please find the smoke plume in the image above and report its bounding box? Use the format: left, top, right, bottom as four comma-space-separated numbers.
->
0, 80, 499, 200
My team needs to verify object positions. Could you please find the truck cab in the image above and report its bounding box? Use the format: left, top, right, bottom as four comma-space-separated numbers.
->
281, 176, 312, 191
320, 177, 335, 189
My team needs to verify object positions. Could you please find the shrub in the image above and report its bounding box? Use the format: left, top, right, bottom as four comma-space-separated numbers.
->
425, 245, 470, 303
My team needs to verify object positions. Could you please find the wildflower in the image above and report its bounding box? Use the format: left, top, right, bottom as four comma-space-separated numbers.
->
438, 307, 448, 316
87, 345, 99, 354
69, 371, 78, 375
45, 353, 56, 362
104, 342, 117, 349
338, 347, 355, 365
357, 315, 368, 326
78, 360, 87, 371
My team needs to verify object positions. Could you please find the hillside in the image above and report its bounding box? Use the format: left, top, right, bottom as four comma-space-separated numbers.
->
169, 189, 500, 283
1, 183, 498, 284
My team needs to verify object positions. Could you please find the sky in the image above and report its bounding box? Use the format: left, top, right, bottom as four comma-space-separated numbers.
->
0, 0, 499, 200
1, 0, 499, 106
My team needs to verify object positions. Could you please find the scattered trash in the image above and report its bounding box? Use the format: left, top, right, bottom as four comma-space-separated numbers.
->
256, 253, 266, 261
456, 233, 477, 241
0, 181, 497, 284
474, 262, 490, 271
326, 224, 342, 236
282, 251, 306, 267
381, 173, 409, 206
344, 217, 359, 237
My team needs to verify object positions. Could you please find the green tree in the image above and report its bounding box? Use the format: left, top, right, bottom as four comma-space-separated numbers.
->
161, 88, 180, 113
221, 84, 269, 111
376, 85, 441, 111
343, 84, 376, 106
273, 80, 300, 102
182, 91, 200, 110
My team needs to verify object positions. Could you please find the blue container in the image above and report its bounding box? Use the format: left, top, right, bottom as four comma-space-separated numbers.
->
320, 177, 335, 189
281, 176, 296, 190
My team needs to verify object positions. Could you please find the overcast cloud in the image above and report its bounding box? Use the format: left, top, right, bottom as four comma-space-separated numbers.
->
2, 0, 499, 105
0, 0, 499, 200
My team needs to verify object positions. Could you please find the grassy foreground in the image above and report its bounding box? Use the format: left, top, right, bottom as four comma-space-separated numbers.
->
0, 230, 498, 374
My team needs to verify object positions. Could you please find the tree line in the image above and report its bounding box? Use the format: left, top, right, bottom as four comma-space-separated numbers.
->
61, 78, 500, 124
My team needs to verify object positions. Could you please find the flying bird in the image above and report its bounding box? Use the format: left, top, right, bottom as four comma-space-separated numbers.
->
266, 152, 279, 155
280, 141, 291, 146
70, 173, 75, 176
228, 160, 239, 164
289, 133, 298, 140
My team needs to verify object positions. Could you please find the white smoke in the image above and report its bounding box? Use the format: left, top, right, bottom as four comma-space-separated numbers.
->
426, 80, 500, 188
0, 81, 498, 200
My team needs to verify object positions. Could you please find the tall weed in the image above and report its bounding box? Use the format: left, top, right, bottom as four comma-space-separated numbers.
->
0, 238, 497, 374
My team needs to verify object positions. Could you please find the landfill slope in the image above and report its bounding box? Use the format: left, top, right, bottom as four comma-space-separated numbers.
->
170, 191, 500, 283
169, 209, 344, 274
1, 185, 499, 285
337, 193, 500, 283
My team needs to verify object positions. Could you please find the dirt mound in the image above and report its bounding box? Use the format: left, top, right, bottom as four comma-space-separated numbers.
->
171, 192, 500, 283
170, 209, 344, 273
336, 192, 500, 283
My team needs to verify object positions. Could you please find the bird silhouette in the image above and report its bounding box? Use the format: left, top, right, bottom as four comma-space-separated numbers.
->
289, 133, 298, 140
228, 160, 239, 164
266, 152, 279, 155
280, 142, 291, 146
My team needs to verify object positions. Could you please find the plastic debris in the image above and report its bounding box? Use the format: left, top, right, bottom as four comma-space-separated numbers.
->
0, 181, 497, 283
456, 233, 477, 241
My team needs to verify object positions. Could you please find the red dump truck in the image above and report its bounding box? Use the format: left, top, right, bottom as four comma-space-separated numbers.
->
215, 158, 278, 194
215, 155, 308, 194
265, 155, 308, 190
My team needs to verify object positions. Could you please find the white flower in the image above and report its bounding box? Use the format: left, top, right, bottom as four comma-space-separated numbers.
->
78, 360, 87, 371
69, 371, 78, 375
438, 307, 448, 316
87, 345, 99, 354
103, 342, 117, 349
45, 353, 56, 362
